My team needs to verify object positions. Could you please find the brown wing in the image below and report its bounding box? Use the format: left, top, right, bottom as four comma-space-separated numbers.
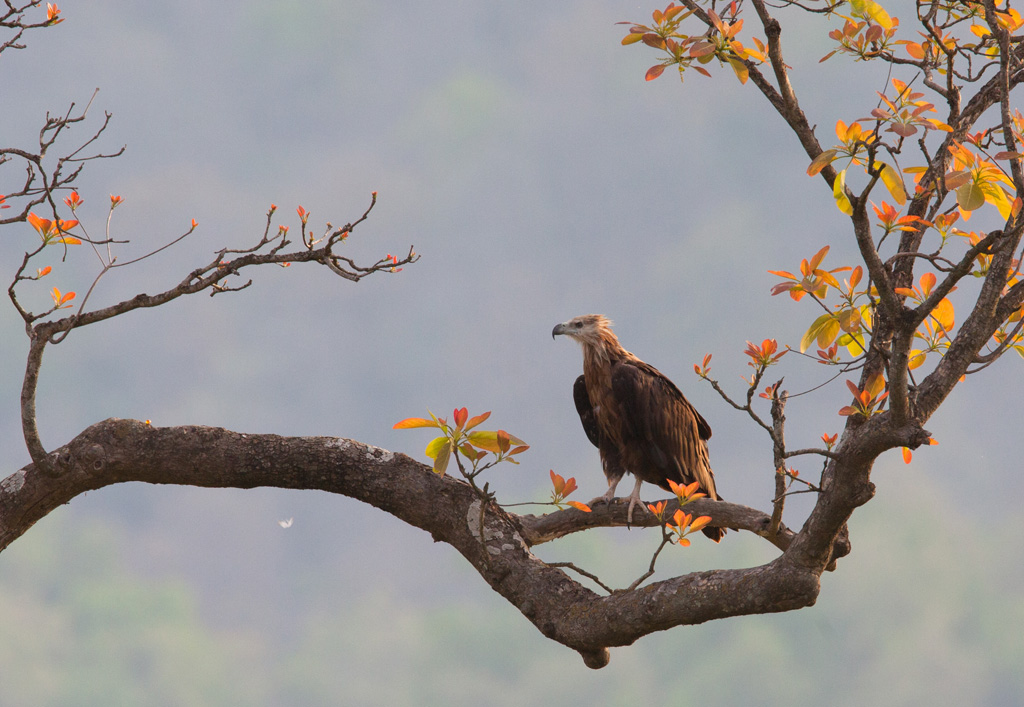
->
611, 359, 724, 541
610, 359, 718, 500
574, 374, 626, 488
573, 375, 601, 448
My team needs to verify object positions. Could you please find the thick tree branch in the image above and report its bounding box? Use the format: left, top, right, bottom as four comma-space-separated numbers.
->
0, 419, 828, 668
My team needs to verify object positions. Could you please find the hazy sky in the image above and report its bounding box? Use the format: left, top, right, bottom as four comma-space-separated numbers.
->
2, 2, 1022, 703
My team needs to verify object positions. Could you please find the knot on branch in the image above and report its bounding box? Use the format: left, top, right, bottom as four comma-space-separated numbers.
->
80, 443, 107, 475
900, 425, 933, 450
580, 647, 611, 669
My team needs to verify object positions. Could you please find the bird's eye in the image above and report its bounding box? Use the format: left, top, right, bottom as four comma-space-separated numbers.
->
574, 321, 582, 328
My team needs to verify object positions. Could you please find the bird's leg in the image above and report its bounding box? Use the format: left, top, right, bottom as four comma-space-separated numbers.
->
625, 476, 647, 526
588, 474, 622, 508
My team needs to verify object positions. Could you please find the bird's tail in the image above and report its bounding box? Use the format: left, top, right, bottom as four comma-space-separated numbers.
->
702, 526, 725, 543
703, 491, 725, 542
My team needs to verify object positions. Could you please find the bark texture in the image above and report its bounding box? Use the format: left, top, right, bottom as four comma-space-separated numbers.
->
0, 418, 840, 668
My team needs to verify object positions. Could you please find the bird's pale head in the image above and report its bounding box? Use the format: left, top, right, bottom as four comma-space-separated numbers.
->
552, 314, 614, 346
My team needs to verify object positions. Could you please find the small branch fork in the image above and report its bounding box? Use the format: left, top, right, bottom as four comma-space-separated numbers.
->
1, 90, 122, 228
0, 2, 63, 57
9, 192, 417, 476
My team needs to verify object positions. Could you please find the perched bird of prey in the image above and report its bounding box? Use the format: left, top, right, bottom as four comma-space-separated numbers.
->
552, 314, 724, 541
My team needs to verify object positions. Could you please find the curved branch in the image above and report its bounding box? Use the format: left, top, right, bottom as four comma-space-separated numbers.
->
0, 419, 826, 669
519, 496, 796, 553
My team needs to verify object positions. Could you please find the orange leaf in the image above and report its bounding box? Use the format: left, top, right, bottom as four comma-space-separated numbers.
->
567, 501, 592, 513
393, 417, 439, 429
688, 515, 712, 532
464, 411, 491, 432
51, 287, 76, 309
645, 64, 666, 81
550, 469, 565, 495
27, 212, 51, 236
562, 476, 578, 496
808, 149, 838, 176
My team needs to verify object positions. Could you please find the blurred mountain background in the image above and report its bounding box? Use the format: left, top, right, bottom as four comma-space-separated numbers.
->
1, 1, 1022, 705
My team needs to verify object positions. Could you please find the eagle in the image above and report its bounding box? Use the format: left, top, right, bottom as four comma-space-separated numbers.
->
552, 314, 724, 541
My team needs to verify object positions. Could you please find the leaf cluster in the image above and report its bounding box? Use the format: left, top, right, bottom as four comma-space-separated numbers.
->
620, 2, 766, 84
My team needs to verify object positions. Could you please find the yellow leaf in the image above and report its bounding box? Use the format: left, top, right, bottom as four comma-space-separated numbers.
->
981, 182, 1013, 219
908, 349, 927, 370
879, 163, 907, 205
727, 56, 749, 84
860, 304, 874, 329
970, 23, 990, 39
801, 312, 838, 353
820, 317, 841, 348
837, 331, 866, 357
834, 169, 854, 215
850, 0, 894, 30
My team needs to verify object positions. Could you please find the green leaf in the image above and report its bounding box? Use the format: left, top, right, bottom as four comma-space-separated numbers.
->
467, 430, 501, 452
837, 330, 867, 357
425, 436, 449, 459
956, 181, 985, 212
467, 429, 526, 452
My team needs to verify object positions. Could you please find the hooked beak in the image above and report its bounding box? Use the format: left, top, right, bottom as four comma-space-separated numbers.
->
552, 322, 568, 340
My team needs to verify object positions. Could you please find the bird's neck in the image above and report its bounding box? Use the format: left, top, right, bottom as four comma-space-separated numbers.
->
581, 330, 628, 379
